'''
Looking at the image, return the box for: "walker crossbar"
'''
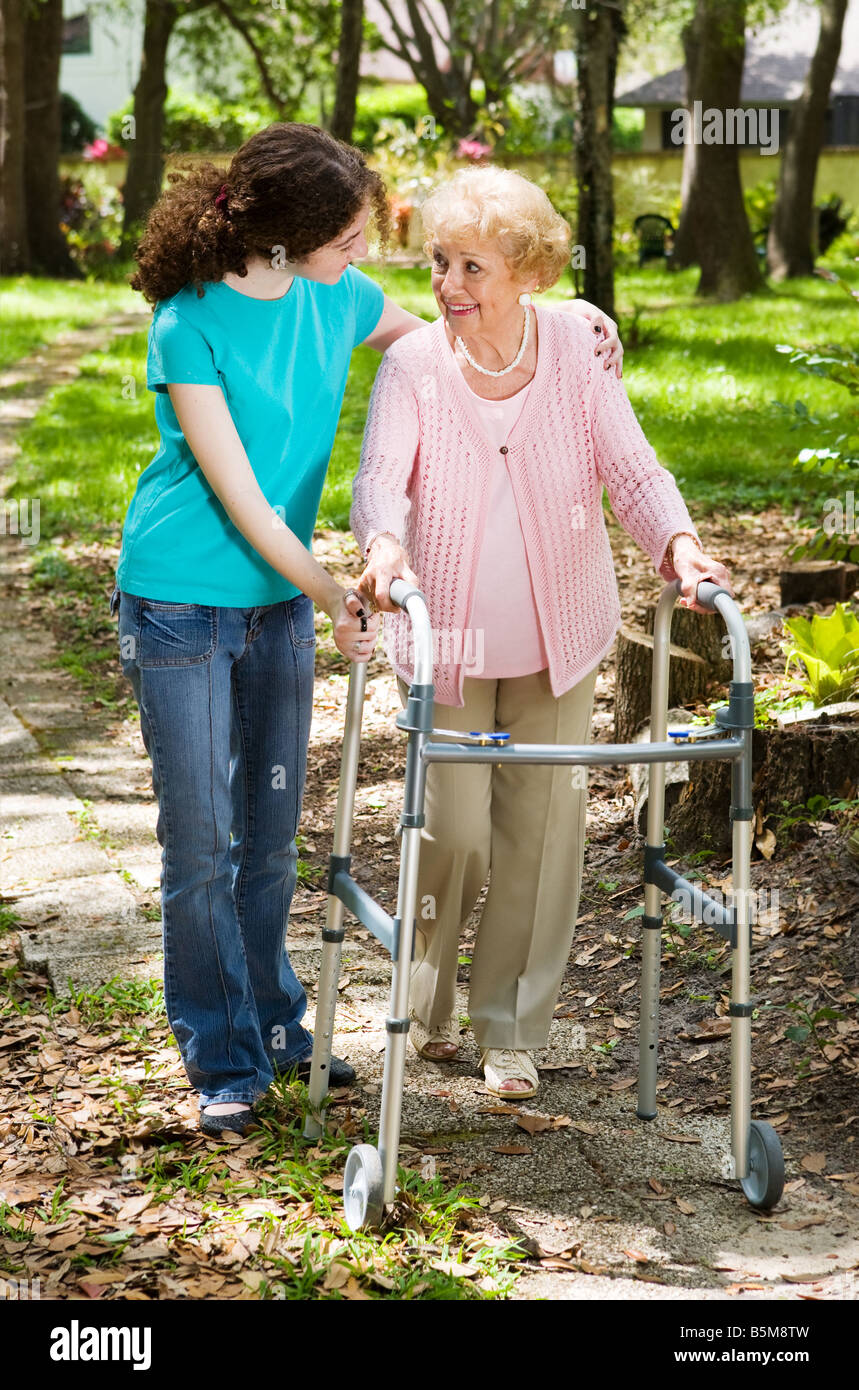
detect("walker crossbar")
[304,577,785,1229]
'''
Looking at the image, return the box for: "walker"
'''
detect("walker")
[303,578,785,1230]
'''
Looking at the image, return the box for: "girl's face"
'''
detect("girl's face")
[430,235,536,337]
[297,203,371,283]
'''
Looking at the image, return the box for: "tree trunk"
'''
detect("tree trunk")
[373,0,477,138]
[670,18,701,269]
[670,0,761,299]
[121,0,179,253]
[767,0,848,280]
[330,0,364,143]
[0,0,29,273]
[574,1,626,318]
[23,0,78,275]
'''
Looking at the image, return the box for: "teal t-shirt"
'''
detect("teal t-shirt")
[116,265,384,605]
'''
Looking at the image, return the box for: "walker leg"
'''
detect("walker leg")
[730,728,754,1179]
[303,662,367,1140]
[637,585,676,1121]
[378,705,429,1205]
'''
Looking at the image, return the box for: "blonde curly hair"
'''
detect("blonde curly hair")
[420,166,571,289]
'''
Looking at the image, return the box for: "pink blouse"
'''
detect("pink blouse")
[453,366,549,679]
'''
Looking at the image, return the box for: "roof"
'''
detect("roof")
[617,0,859,106]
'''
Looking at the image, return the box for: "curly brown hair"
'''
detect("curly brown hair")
[129,122,391,305]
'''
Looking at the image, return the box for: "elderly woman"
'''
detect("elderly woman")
[351,166,732,1101]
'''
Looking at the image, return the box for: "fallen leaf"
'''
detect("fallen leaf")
[779,1216,828,1231]
[755,829,777,860]
[623,1249,650,1264]
[322,1173,344,1191]
[322,1261,351,1290]
[664,1221,676,1236]
[661,1133,702,1144]
[0,1030,39,1051]
[515,1115,553,1135]
[116,1192,154,1223]
[613,1016,633,1030]
[781,1272,832,1285]
[609,1078,637,1091]
[675,1199,696,1215]
[570,1121,600,1136]
[801,1152,827,1174]
[492,1145,531,1155]
[342,1277,371,1300]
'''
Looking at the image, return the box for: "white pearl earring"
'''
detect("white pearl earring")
[517,291,532,307]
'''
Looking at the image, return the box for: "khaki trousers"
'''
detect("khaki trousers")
[397,665,598,1050]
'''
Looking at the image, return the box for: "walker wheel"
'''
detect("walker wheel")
[343,1144,385,1231]
[740,1120,784,1210]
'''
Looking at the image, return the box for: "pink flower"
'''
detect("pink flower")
[83,138,125,162]
[456,138,491,161]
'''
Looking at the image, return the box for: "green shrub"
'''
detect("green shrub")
[106,88,276,154]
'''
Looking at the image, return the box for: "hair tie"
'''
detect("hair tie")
[214,183,229,215]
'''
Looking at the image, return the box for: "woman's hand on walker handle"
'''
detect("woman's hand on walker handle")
[357,534,420,614]
[672,536,734,615]
[330,587,381,663]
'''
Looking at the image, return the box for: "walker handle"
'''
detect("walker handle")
[677,578,735,612]
[389,578,425,611]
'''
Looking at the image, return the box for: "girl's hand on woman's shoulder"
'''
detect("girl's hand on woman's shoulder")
[555,298,623,378]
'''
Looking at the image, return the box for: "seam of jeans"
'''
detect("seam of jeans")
[203,643,243,1075]
[231,656,253,933]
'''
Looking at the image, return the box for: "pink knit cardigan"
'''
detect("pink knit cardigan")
[350,306,701,707]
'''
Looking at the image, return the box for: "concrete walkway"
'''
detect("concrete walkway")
[1,314,163,991]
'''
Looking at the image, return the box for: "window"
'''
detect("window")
[62,13,91,55]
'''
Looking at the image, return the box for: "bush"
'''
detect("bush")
[106,88,276,154]
[352,83,441,149]
[58,169,125,278]
[61,92,99,155]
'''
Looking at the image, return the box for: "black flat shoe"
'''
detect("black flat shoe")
[199,1105,259,1138]
[274,1052,356,1087]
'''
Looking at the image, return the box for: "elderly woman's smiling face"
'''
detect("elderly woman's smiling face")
[430,236,537,338]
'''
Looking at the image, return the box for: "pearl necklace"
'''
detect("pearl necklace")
[456,307,531,377]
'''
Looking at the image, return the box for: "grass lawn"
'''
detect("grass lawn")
[0,275,140,369]
[4,250,858,542]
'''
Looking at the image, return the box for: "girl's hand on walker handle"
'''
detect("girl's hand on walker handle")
[357,534,420,614]
[673,537,734,615]
[331,587,380,663]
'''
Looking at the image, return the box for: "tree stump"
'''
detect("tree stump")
[643,602,733,683]
[779,560,859,607]
[614,626,710,744]
[665,711,859,854]
[629,708,695,835]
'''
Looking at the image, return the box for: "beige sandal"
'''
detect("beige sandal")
[480,1048,539,1100]
[409,1009,460,1060]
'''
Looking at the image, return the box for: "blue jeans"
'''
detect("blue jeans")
[112,586,316,1107]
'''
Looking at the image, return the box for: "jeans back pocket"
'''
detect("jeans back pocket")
[138,600,217,667]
